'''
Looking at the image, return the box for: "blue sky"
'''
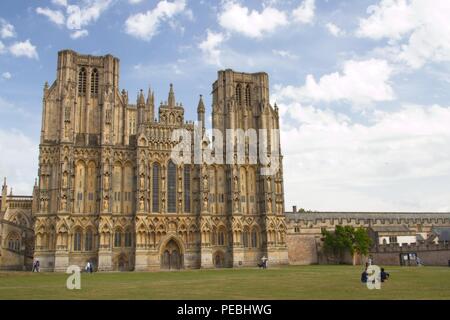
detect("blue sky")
[1,0,450,212]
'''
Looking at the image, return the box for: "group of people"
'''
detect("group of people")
[85,261,94,273]
[361,259,390,284]
[258,256,268,269]
[32,260,40,272]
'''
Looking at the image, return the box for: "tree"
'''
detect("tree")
[321,226,372,265]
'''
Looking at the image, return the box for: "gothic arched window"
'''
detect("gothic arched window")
[251,229,258,248]
[124,230,133,247]
[114,230,122,247]
[7,232,21,252]
[218,229,225,246]
[78,68,86,96]
[152,163,160,212]
[90,68,99,96]
[73,230,82,251]
[167,160,177,213]
[235,83,242,105]
[245,85,251,107]
[85,230,93,251]
[184,165,191,213]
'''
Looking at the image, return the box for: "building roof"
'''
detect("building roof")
[285,212,450,221]
[370,225,411,233]
[431,227,450,242]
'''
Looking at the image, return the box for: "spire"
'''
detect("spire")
[146,86,155,123]
[146,87,152,105]
[168,83,175,108]
[197,94,205,113]
[137,89,145,105]
[197,95,205,130]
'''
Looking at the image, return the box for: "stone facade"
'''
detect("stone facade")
[33,50,288,272]
[0,179,37,270]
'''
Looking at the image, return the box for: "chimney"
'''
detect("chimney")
[293,205,297,213]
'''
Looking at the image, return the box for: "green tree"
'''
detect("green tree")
[321,225,372,264]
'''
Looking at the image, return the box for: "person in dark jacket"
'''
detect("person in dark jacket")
[380,268,390,282]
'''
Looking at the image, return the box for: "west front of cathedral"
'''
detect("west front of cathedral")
[32,50,287,271]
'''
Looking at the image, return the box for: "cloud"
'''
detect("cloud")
[274,59,395,107]
[272,49,298,59]
[36,7,66,26]
[278,101,450,211]
[0,129,38,195]
[0,19,16,39]
[1,72,11,80]
[356,0,450,69]
[128,0,144,4]
[9,40,39,59]
[292,0,315,24]
[66,0,112,30]
[198,30,227,67]
[0,40,5,54]
[52,0,68,6]
[218,1,288,39]
[70,29,89,39]
[326,22,345,37]
[124,0,187,41]
[35,0,112,39]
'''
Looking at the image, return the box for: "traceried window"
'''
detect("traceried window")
[167,160,176,213]
[85,230,93,251]
[245,84,251,107]
[235,83,242,105]
[114,230,122,247]
[73,230,82,251]
[124,230,132,247]
[251,229,258,248]
[152,163,160,212]
[90,68,99,95]
[7,233,20,252]
[184,165,191,213]
[218,230,225,246]
[78,68,87,96]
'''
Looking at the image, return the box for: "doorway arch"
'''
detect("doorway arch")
[213,250,225,268]
[160,238,183,270]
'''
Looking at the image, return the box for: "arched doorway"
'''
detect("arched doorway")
[117,253,128,271]
[214,251,225,268]
[161,239,183,270]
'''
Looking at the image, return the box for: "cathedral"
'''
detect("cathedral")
[33,50,288,271]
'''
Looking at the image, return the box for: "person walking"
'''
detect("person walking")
[85,261,91,274]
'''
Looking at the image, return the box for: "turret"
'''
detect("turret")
[197,94,205,130]
[1,177,7,212]
[146,86,155,123]
[168,83,175,108]
[137,89,145,125]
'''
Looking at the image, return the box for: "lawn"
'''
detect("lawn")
[0,265,449,300]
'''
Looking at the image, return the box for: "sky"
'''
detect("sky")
[0,0,450,212]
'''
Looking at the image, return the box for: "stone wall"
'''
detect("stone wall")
[286,234,319,265]
[370,243,450,266]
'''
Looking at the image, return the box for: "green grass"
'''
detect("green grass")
[0,265,449,300]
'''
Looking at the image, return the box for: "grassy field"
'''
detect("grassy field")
[0,265,449,300]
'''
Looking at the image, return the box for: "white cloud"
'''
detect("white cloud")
[272,49,298,59]
[0,19,16,39]
[326,22,345,37]
[0,129,38,195]
[36,0,112,39]
[198,30,226,67]
[70,29,89,39]
[357,0,450,69]
[292,0,315,24]
[36,7,66,26]
[9,40,39,59]
[1,72,11,80]
[125,0,186,40]
[0,40,5,54]
[278,101,450,211]
[128,0,144,4]
[52,0,68,6]
[218,1,288,39]
[274,59,394,107]
[66,0,112,31]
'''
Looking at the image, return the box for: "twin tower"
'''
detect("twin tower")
[34,50,287,271]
